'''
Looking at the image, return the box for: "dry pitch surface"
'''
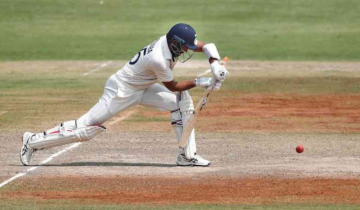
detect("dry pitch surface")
[0,60,360,205]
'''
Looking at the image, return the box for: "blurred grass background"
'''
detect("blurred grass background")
[0,0,360,61]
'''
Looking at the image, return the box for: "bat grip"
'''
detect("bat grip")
[221,56,229,65]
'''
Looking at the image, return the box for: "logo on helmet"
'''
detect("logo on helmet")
[173,35,185,44]
[194,34,198,46]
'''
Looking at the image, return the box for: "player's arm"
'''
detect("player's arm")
[162,77,215,92]
[194,40,229,82]
[192,40,206,52]
[192,41,218,63]
[162,80,195,92]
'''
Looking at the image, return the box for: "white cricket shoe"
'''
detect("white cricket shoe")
[20,132,36,166]
[176,153,211,166]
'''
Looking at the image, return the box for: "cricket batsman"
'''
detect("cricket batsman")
[20,23,229,166]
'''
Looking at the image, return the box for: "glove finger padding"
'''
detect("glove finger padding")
[206,80,222,91]
[195,77,213,89]
[212,81,222,91]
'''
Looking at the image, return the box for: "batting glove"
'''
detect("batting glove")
[212,80,222,91]
[211,60,229,82]
[194,77,213,89]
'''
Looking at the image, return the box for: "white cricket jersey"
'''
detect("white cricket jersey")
[115,35,177,90]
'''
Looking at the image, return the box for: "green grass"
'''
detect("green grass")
[128,113,168,122]
[0,0,360,61]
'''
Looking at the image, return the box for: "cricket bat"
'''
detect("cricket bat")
[178,57,229,148]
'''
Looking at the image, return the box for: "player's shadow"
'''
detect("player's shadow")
[44,162,178,167]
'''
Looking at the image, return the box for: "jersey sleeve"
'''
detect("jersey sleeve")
[150,58,174,82]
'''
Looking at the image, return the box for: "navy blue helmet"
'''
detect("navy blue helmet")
[166,23,197,62]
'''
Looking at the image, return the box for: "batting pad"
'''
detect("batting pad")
[173,91,196,159]
[29,125,106,150]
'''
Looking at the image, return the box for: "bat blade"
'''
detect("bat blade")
[178,57,229,148]
[178,88,211,148]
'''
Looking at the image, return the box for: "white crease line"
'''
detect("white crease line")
[39,142,82,165]
[0,172,27,188]
[83,61,112,76]
[0,143,81,188]
[108,110,137,126]
[0,110,135,189]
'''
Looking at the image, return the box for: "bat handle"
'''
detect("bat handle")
[221,56,229,66]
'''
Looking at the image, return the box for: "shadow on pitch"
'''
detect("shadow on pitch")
[42,162,178,167]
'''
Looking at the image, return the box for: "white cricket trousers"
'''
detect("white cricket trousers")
[77,74,178,127]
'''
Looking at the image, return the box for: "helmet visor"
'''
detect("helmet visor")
[170,40,194,63]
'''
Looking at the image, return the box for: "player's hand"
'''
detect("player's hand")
[211,60,229,82]
[194,77,213,89]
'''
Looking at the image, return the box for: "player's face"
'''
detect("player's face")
[169,39,193,63]
[181,45,188,53]
[178,45,194,63]
[171,40,188,55]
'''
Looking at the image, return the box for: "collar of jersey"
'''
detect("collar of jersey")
[161,35,174,61]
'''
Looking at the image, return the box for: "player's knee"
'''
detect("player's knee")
[77,112,94,127]
[60,120,106,142]
[62,120,77,130]
[74,125,106,142]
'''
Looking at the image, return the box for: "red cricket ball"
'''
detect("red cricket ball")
[296,145,304,153]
